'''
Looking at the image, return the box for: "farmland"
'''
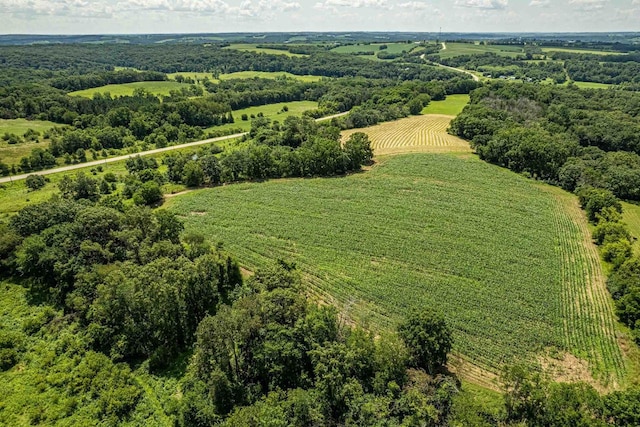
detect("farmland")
[68,81,191,97]
[438,42,526,59]
[168,153,626,386]
[341,114,471,156]
[223,43,306,57]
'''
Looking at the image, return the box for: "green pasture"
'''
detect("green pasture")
[422,94,470,116]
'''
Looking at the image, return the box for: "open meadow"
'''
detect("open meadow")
[204,100,318,133]
[68,81,192,97]
[168,153,627,387]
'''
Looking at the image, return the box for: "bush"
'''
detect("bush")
[25,174,47,191]
[602,240,633,269]
[577,187,622,223]
[592,221,631,246]
[133,181,163,206]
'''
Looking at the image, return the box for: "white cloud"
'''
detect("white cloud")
[0,0,115,18]
[529,0,550,7]
[397,1,431,10]
[324,0,388,7]
[568,0,609,11]
[454,0,508,9]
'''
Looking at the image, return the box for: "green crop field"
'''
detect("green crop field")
[204,101,319,134]
[68,81,192,98]
[168,153,626,385]
[439,42,525,59]
[422,94,470,116]
[168,71,324,83]
[223,44,306,57]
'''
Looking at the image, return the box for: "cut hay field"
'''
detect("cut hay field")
[223,44,306,57]
[68,81,191,98]
[341,114,471,156]
[168,153,627,386]
[439,42,525,59]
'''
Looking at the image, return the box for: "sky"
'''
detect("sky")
[0,0,639,34]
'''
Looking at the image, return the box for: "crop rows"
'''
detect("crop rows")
[549,188,626,385]
[171,154,624,381]
[341,115,471,155]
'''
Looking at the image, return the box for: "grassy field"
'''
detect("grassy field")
[622,202,640,254]
[0,119,58,136]
[223,44,306,57]
[167,153,626,386]
[331,42,416,55]
[168,71,324,83]
[439,42,525,59]
[341,114,471,156]
[541,47,625,56]
[68,81,192,98]
[573,81,614,89]
[422,94,470,116]
[204,101,318,134]
[0,119,59,165]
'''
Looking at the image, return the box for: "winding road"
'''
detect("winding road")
[0,112,349,184]
[421,42,480,82]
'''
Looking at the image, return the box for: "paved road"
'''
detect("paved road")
[420,43,480,83]
[0,112,349,184]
